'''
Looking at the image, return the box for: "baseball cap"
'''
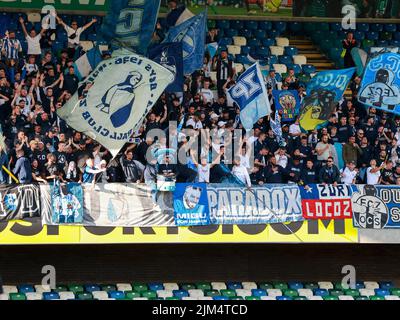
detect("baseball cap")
[218,121,227,127]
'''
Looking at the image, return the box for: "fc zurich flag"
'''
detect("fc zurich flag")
[57,53,174,157]
[228,63,271,130]
[299,67,355,131]
[98,0,160,55]
[148,42,183,93]
[73,46,103,80]
[358,53,400,114]
[163,11,207,75]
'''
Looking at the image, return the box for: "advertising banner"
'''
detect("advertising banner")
[352,184,400,229]
[0,0,109,11]
[208,184,304,225]
[300,184,353,220]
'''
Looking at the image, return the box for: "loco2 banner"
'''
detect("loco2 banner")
[300,184,353,220]
[352,185,400,229]
[207,184,303,225]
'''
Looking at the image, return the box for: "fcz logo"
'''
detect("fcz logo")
[230,71,261,100]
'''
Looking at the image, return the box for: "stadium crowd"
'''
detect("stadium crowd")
[0,5,399,189]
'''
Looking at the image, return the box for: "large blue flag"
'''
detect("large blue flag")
[299,67,355,131]
[98,0,160,55]
[148,42,183,93]
[358,52,400,115]
[163,11,207,75]
[228,63,271,130]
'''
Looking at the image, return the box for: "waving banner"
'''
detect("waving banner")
[299,68,355,131]
[0,184,40,221]
[228,63,271,130]
[163,11,207,75]
[207,184,303,225]
[300,184,353,220]
[50,182,83,224]
[272,90,301,122]
[173,183,210,226]
[98,0,161,55]
[57,52,174,157]
[352,185,400,229]
[358,52,400,114]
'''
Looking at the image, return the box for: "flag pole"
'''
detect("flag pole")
[2,165,19,184]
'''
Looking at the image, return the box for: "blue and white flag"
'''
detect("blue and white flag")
[272,89,301,122]
[98,0,160,55]
[148,42,183,93]
[358,52,400,114]
[207,42,218,60]
[270,112,284,146]
[228,62,271,130]
[306,67,355,97]
[57,52,174,157]
[174,183,210,226]
[163,11,207,75]
[73,46,103,80]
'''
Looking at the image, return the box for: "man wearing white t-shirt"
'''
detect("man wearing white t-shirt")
[340,161,358,184]
[19,17,45,58]
[366,159,383,185]
[199,79,214,104]
[56,16,97,57]
[191,149,222,183]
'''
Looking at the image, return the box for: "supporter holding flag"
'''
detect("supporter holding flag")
[228,62,271,130]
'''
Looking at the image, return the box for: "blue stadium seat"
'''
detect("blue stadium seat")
[251,289,267,297]
[268,30,280,39]
[258,21,272,31]
[17,285,35,294]
[43,292,60,300]
[173,290,189,298]
[314,289,329,296]
[227,282,243,290]
[213,296,230,300]
[385,24,397,32]
[379,282,395,289]
[287,64,302,75]
[276,296,292,300]
[268,55,278,65]
[217,20,230,30]
[235,54,247,64]
[311,30,325,44]
[376,40,389,47]
[148,283,164,291]
[330,22,342,31]
[244,21,258,30]
[279,55,292,65]
[375,289,391,297]
[326,30,339,39]
[284,46,298,57]
[230,20,243,30]
[304,22,316,33]
[355,282,365,289]
[247,38,260,47]
[273,21,286,32]
[357,23,369,32]
[288,282,303,290]
[391,40,400,46]
[240,46,251,55]
[336,30,347,40]
[289,22,302,34]
[370,23,383,32]
[225,29,238,38]
[394,32,400,41]
[256,46,269,58]
[109,291,125,299]
[262,38,275,47]
[354,31,365,41]
[87,33,97,41]
[219,38,232,46]
[84,285,101,292]
[367,31,379,41]
[254,29,267,40]
[238,28,252,38]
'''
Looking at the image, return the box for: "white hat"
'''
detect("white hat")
[218,121,227,127]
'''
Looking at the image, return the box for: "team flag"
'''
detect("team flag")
[358,52,400,114]
[270,112,284,146]
[73,46,103,80]
[98,0,161,55]
[299,67,355,131]
[206,42,218,60]
[163,11,207,75]
[148,42,183,93]
[228,62,271,130]
[272,90,301,122]
[57,52,174,157]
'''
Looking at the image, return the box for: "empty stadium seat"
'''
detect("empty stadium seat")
[385,24,397,32]
[380,281,394,289]
[359,289,375,297]
[298,289,313,297]
[278,55,292,65]
[357,23,369,32]
[266,289,282,297]
[230,20,243,30]
[256,46,269,58]
[354,30,365,41]
[225,28,238,38]
[385,295,400,300]
[2,286,18,294]
[9,293,26,300]
[17,285,34,294]
[242,282,257,290]
[238,28,253,38]
[59,292,75,300]
[268,30,280,39]
[26,292,42,300]
[254,29,267,40]
[276,37,289,47]
[233,36,246,46]
[284,46,298,57]
[314,288,328,296]
[189,289,205,297]
[270,46,284,56]
[293,55,307,66]
[117,283,132,291]
[289,22,302,34]
[370,23,383,32]
[227,45,241,56]
[134,283,150,291]
[244,21,258,30]
[258,21,272,31]
[247,38,260,47]
[109,291,125,299]
[43,292,60,300]
[380,31,393,41]
[262,38,275,47]
[219,37,233,46]
[272,64,287,75]
[367,31,379,41]
[318,281,334,289]
[330,22,342,31]
[274,21,286,32]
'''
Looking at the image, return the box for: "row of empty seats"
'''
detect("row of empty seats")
[0,281,398,300]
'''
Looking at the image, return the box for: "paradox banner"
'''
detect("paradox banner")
[207,184,303,225]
